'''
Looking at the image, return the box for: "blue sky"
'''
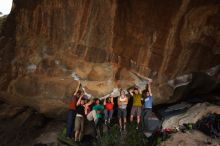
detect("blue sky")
[0,0,13,15]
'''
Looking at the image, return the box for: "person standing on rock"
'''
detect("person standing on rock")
[103,96,114,125]
[129,87,142,129]
[66,80,81,138]
[118,90,128,131]
[141,82,153,131]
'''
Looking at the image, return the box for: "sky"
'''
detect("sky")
[0,0,13,15]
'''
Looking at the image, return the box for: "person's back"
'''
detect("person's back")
[69,95,78,110]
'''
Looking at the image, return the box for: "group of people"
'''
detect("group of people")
[66,80,153,142]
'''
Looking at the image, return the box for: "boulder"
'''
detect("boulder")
[162,102,220,129]
[0,0,220,116]
[159,130,220,146]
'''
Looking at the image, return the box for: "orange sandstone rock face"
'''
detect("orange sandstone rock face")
[0,0,220,116]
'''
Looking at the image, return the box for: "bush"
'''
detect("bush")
[101,123,147,146]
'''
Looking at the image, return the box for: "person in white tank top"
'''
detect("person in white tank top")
[118,90,128,131]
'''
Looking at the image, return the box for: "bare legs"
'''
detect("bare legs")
[123,117,127,129]
[137,116,140,124]
[130,115,134,122]
[130,115,140,129]
[119,117,127,130]
[75,131,79,141]
[119,118,122,129]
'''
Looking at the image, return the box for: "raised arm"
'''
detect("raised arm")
[73,80,81,96]
[85,99,93,107]
[110,96,114,104]
[129,89,134,96]
[76,94,84,106]
[148,83,152,96]
[138,87,142,94]
[117,97,121,106]
[103,98,106,105]
[124,96,128,105]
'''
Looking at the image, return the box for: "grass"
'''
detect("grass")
[101,123,147,146]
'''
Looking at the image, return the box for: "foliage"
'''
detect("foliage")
[101,123,147,146]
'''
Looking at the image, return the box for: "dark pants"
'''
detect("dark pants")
[141,108,152,131]
[66,109,76,137]
[104,109,113,121]
[96,118,104,136]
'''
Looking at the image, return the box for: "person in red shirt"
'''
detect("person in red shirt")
[66,80,81,138]
[103,96,114,124]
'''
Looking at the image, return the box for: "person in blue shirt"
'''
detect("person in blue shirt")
[141,82,153,131]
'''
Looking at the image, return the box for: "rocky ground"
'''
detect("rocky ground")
[159,130,220,146]
[0,101,220,146]
[0,101,65,146]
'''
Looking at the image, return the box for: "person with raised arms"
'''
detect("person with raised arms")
[66,80,81,138]
[141,81,153,131]
[118,90,128,131]
[103,96,114,125]
[129,86,142,129]
[74,93,85,142]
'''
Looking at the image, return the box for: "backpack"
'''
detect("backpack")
[196,113,220,138]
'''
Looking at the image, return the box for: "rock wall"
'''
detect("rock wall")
[0,0,220,116]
